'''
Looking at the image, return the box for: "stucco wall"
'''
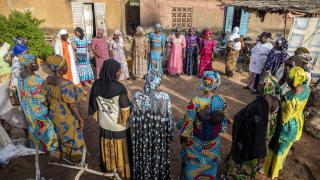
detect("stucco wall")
[140,0,225,32]
[0,0,122,35]
[140,0,292,38]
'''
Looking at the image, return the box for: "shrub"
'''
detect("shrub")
[0,10,53,58]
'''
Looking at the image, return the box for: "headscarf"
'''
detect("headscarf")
[18,54,35,67]
[294,47,309,55]
[88,59,126,115]
[136,26,145,35]
[200,71,221,91]
[275,37,288,50]
[155,23,162,29]
[260,72,280,97]
[228,26,240,41]
[298,53,312,64]
[56,29,68,40]
[13,44,27,56]
[288,67,308,87]
[144,69,162,94]
[97,27,105,34]
[114,29,122,36]
[46,55,66,71]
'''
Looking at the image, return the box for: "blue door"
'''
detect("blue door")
[224,6,234,33]
[239,10,250,35]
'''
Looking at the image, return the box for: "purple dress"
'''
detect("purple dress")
[184,35,198,76]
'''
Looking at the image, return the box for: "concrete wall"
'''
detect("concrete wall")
[140,0,293,38]
[0,0,123,36]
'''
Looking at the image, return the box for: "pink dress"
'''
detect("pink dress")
[199,39,216,77]
[91,36,110,78]
[168,35,186,75]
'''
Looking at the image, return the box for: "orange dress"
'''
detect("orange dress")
[62,41,73,81]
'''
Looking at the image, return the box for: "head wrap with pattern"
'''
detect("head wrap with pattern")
[260,73,280,97]
[200,71,221,91]
[144,69,162,94]
[13,44,27,56]
[18,54,35,67]
[298,53,313,64]
[97,27,105,34]
[275,37,288,50]
[289,66,308,87]
[46,55,66,71]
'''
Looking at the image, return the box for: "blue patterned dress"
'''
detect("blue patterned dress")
[71,37,94,82]
[148,32,166,73]
[18,75,58,152]
[177,95,227,180]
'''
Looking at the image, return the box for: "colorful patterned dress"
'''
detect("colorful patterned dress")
[42,81,85,162]
[91,36,110,78]
[184,35,198,76]
[149,32,166,73]
[18,75,58,152]
[177,95,227,179]
[109,39,129,80]
[264,85,310,179]
[70,37,94,82]
[132,35,149,78]
[199,39,216,77]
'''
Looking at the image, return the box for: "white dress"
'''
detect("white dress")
[109,39,129,80]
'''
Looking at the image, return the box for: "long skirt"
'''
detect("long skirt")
[225,50,240,76]
[184,47,198,76]
[199,56,213,78]
[100,127,131,179]
[76,53,94,83]
[132,54,148,78]
[181,136,220,180]
[264,119,298,179]
[247,72,261,92]
[95,57,106,79]
[115,58,129,81]
[149,51,163,74]
[225,155,260,180]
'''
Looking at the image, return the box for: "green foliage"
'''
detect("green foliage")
[0,10,53,58]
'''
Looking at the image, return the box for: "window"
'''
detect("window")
[172,6,192,30]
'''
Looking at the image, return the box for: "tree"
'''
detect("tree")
[0,10,53,58]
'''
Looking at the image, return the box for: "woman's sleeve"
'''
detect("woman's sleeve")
[29,76,46,104]
[178,99,197,139]
[61,83,79,104]
[118,92,131,126]
[281,99,296,124]
[182,36,186,48]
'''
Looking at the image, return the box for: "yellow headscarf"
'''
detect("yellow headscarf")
[288,67,307,87]
[46,55,66,71]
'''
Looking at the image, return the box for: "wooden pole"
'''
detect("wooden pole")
[284,13,288,37]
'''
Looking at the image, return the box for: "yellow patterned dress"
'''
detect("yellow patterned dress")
[42,81,85,162]
[264,85,310,179]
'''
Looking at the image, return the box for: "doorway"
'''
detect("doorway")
[83,3,96,38]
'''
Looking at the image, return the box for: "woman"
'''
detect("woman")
[18,54,58,153]
[177,71,228,179]
[109,30,129,80]
[91,27,110,78]
[131,69,173,179]
[168,28,186,76]
[0,42,27,129]
[54,29,80,86]
[71,27,94,85]
[149,23,166,74]
[247,32,273,92]
[198,30,216,77]
[225,73,281,180]
[263,37,289,76]
[88,60,131,179]
[132,26,149,79]
[264,67,310,179]
[225,27,242,78]
[43,55,86,164]
[184,27,199,76]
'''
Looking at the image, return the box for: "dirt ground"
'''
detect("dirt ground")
[1,60,319,180]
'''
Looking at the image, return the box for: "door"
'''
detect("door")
[71,2,85,30]
[224,6,234,33]
[239,10,250,35]
[94,3,106,33]
[83,4,94,38]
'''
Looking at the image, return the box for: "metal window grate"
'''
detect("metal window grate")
[172,6,193,30]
